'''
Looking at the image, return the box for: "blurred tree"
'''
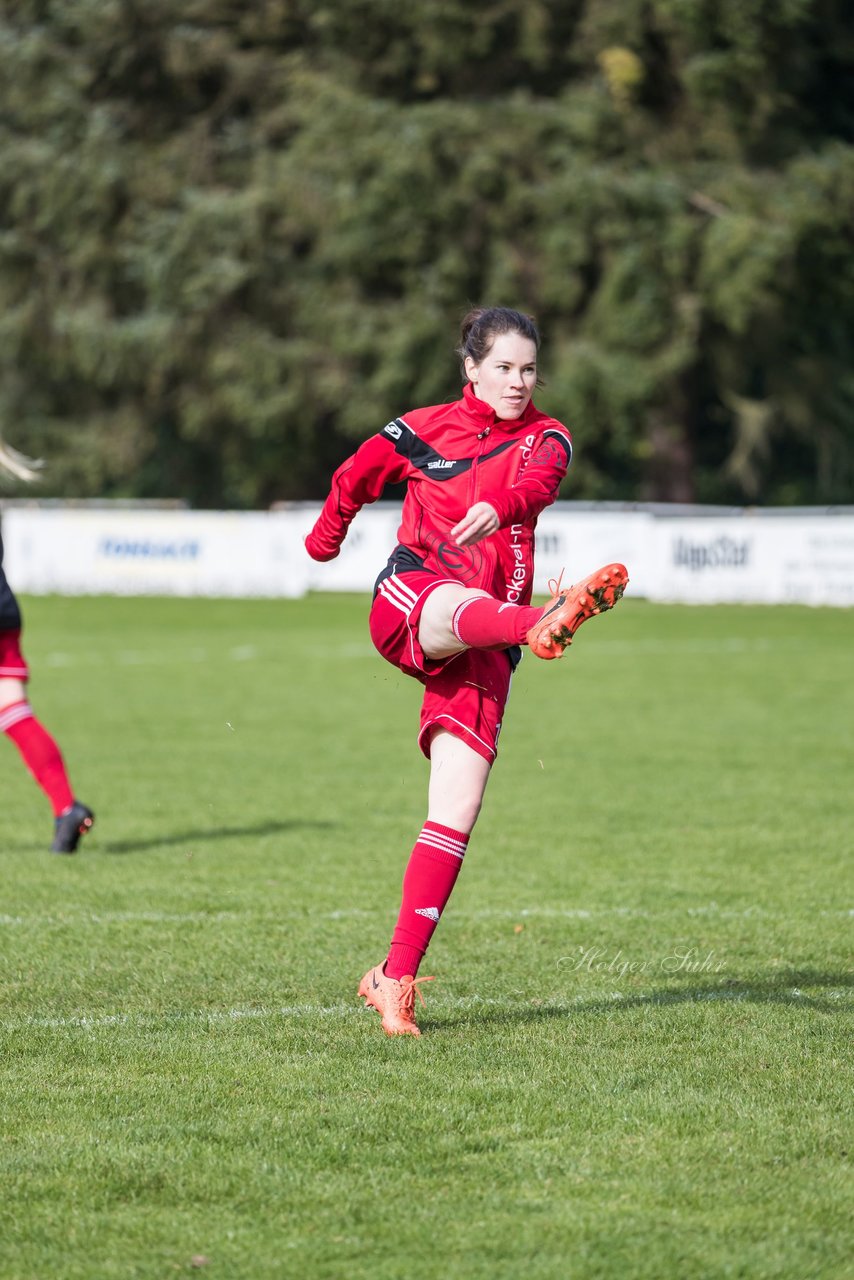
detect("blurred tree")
[0,0,852,506]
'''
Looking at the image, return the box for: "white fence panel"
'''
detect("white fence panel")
[2,508,310,598]
[3,503,853,606]
[532,509,655,597]
[650,515,854,606]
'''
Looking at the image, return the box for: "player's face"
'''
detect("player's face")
[465,332,538,420]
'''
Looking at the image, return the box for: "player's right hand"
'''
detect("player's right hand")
[451,501,499,548]
[304,529,341,561]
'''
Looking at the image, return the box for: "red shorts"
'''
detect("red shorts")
[369,570,513,764]
[0,629,29,680]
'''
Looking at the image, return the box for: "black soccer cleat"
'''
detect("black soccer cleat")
[51,801,95,855]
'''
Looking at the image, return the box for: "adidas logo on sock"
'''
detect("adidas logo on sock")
[414,906,441,922]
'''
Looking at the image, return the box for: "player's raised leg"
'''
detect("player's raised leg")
[416,568,629,664]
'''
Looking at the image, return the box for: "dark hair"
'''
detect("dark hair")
[457,307,541,381]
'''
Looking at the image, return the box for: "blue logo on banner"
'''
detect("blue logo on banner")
[99,538,201,560]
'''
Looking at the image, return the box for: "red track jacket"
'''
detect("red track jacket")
[305,383,572,605]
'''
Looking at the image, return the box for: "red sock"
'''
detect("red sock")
[451,595,542,650]
[385,822,470,980]
[1,701,75,817]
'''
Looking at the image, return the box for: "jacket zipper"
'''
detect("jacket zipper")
[470,425,496,584]
[470,425,491,504]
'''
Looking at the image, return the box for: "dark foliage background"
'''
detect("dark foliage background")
[2,0,853,507]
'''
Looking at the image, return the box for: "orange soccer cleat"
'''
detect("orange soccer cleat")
[358,964,435,1037]
[526,563,629,659]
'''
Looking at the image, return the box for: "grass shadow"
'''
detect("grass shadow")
[101,819,334,855]
[431,967,854,1030]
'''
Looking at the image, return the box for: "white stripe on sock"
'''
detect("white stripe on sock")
[451,597,480,643]
[419,826,468,859]
[0,701,33,732]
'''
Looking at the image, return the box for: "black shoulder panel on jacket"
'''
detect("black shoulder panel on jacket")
[381,418,518,480]
[381,419,472,480]
[542,428,573,466]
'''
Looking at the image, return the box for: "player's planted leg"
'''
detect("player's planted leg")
[358,732,488,1038]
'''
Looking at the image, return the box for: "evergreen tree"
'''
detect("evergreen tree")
[1,0,852,506]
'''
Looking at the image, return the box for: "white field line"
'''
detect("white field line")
[44,645,260,669]
[39,637,801,671]
[2,984,850,1034]
[2,1004,355,1031]
[0,905,850,929]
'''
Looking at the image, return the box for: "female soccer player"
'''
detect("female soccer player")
[305,307,627,1036]
[0,437,94,853]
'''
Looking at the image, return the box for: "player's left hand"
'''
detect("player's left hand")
[451,502,499,547]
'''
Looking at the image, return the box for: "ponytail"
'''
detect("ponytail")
[0,436,43,483]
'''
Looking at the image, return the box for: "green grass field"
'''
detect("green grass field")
[1,592,851,1280]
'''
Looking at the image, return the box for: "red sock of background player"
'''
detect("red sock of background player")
[451,596,542,651]
[385,822,470,980]
[1,701,75,816]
